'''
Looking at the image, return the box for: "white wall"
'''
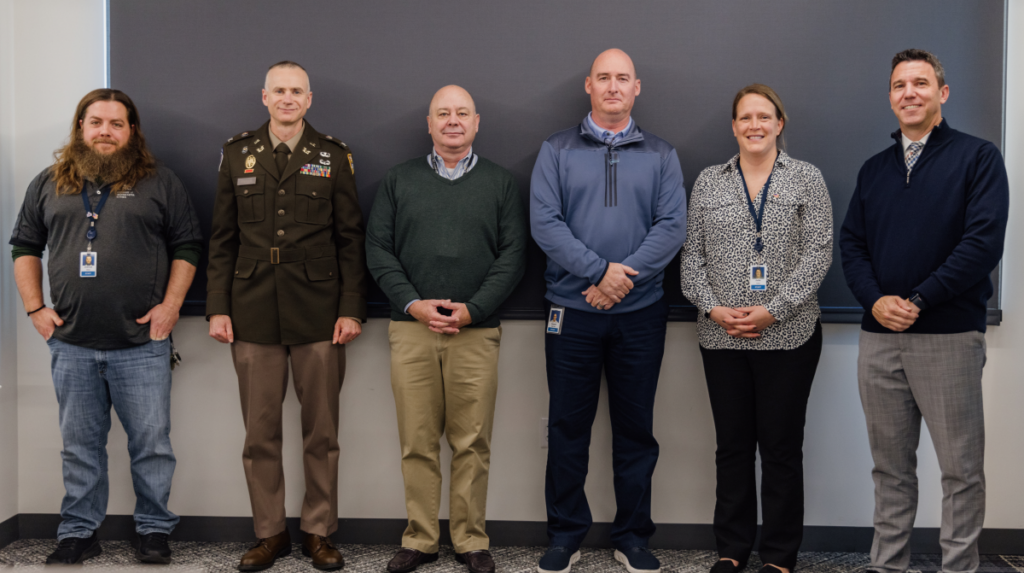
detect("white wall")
[0,0,21,526]
[8,0,108,518]
[982,0,1024,529]
[6,0,1024,535]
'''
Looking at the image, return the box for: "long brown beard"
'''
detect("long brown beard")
[51,133,156,194]
[71,137,140,184]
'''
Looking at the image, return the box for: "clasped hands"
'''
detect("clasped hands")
[582,263,638,311]
[709,306,777,338]
[409,299,472,334]
[871,295,920,332]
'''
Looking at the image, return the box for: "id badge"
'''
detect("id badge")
[80,251,97,278]
[547,305,565,334]
[749,264,767,291]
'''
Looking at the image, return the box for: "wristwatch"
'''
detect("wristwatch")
[908,292,928,310]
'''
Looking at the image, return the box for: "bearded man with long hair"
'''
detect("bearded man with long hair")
[10,89,203,566]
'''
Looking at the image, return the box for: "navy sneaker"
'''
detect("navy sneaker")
[614,547,661,573]
[537,546,581,573]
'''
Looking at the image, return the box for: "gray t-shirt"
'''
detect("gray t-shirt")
[10,165,203,350]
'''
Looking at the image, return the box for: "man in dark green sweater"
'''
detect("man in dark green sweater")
[366,85,527,573]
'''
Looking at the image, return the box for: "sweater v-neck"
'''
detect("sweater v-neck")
[425,158,482,186]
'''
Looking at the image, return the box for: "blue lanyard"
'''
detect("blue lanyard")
[80,182,111,247]
[736,158,777,253]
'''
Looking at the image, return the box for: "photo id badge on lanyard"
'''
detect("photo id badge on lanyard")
[738,157,776,292]
[80,251,98,277]
[547,305,565,334]
[80,183,111,278]
[750,264,767,291]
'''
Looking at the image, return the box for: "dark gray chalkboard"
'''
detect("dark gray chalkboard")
[110,0,1005,321]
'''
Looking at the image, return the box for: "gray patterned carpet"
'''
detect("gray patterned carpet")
[1,541,1022,572]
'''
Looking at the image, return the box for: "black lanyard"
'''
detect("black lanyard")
[80,182,111,249]
[736,158,777,253]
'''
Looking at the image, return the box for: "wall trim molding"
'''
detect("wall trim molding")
[3,514,1023,555]
[0,516,16,552]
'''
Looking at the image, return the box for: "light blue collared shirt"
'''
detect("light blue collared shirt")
[585,112,634,145]
[427,146,478,181]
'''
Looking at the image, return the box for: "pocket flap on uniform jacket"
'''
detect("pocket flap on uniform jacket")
[234,257,257,279]
[304,257,339,281]
[295,179,331,200]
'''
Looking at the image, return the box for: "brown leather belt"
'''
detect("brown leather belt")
[237,245,333,264]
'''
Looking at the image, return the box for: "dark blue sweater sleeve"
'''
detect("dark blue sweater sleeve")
[839,167,886,310]
[911,142,1009,306]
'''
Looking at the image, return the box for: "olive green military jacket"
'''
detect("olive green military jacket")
[206,120,367,345]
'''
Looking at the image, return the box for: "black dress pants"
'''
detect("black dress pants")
[698,321,822,570]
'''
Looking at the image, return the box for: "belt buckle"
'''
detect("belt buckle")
[270,248,280,264]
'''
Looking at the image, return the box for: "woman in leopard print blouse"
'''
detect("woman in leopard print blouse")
[680,84,832,573]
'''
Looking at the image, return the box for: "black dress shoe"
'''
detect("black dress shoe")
[710,560,743,573]
[456,550,496,573]
[45,532,102,564]
[135,532,172,564]
[387,548,439,573]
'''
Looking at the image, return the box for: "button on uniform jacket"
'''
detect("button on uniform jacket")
[206,120,367,345]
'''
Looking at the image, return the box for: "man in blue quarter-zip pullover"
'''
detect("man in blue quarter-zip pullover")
[840,49,1008,573]
[530,49,686,573]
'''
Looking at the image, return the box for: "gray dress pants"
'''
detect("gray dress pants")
[858,330,987,573]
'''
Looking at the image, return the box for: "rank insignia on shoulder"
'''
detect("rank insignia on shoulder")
[325,135,333,140]
[347,153,354,175]
[241,132,249,137]
[241,146,248,154]
[300,164,331,178]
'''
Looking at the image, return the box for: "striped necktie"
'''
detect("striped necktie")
[905,141,924,170]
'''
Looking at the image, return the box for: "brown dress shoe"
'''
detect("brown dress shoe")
[456,550,495,573]
[238,530,291,571]
[387,548,439,573]
[302,534,344,571]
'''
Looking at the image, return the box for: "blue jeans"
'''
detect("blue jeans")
[47,337,179,540]
[544,300,668,551]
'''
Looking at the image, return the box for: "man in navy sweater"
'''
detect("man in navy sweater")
[840,49,1009,573]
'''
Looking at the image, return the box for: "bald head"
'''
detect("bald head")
[427,85,480,161]
[429,85,476,116]
[585,49,641,128]
[589,49,637,80]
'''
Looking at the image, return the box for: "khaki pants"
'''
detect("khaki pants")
[388,321,501,553]
[231,340,345,538]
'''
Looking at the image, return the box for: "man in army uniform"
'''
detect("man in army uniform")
[207,61,366,572]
